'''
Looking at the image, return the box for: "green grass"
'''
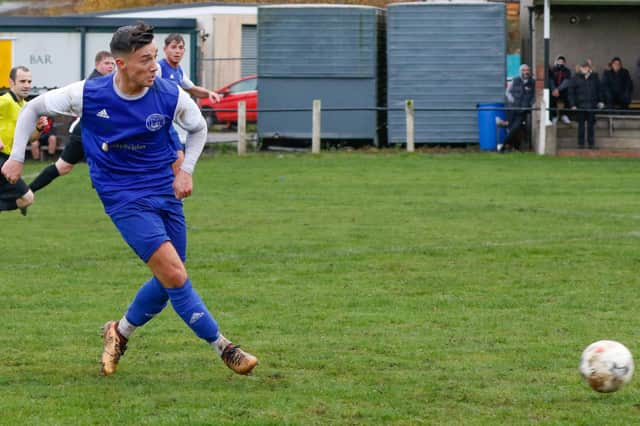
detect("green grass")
[2,151,640,424]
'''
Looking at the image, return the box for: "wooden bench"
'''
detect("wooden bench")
[602,114,640,137]
[26,140,65,161]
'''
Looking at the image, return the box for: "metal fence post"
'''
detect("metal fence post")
[405,99,415,152]
[237,101,246,155]
[312,99,321,154]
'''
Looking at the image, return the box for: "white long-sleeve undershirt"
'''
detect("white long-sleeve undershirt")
[10,75,207,174]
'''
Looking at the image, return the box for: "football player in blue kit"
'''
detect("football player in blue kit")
[157,33,220,172]
[1,22,257,377]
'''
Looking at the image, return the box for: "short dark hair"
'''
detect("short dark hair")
[110,21,155,56]
[164,33,185,47]
[94,50,113,64]
[611,57,622,64]
[9,66,29,82]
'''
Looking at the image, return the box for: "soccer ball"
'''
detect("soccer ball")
[579,340,634,393]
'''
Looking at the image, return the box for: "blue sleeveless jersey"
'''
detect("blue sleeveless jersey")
[81,75,179,214]
[158,59,188,150]
[159,59,185,87]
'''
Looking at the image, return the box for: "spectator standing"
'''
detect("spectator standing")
[500,64,535,152]
[602,57,633,110]
[569,60,604,149]
[549,55,572,124]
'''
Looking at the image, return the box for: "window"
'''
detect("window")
[229,78,257,94]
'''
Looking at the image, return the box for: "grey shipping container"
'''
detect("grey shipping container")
[258,5,386,144]
[387,2,506,144]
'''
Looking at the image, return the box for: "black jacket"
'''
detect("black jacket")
[601,68,633,104]
[549,65,572,92]
[569,72,602,109]
[88,69,104,79]
[506,77,536,108]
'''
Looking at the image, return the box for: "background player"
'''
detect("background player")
[158,33,220,170]
[158,33,220,103]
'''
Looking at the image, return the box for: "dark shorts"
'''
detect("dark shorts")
[37,132,55,146]
[0,155,30,211]
[60,124,85,164]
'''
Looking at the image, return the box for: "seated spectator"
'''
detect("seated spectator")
[602,57,633,110]
[499,64,535,152]
[30,116,57,160]
[549,55,572,124]
[569,60,604,149]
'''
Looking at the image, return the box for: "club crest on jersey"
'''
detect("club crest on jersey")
[145,113,166,132]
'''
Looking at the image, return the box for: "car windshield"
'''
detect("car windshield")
[229,78,257,94]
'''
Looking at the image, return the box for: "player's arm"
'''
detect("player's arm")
[505,81,515,104]
[1,82,83,183]
[172,88,207,199]
[185,86,221,103]
[180,74,220,103]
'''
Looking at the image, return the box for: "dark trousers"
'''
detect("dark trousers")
[0,154,30,210]
[503,111,528,150]
[576,111,596,147]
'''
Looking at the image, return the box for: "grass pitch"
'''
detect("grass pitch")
[2,151,640,424]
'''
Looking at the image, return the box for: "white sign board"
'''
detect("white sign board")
[0,30,193,88]
[1,31,83,87]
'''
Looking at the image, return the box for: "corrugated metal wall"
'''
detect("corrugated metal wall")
[387,3,506,144]
[258,5,384,143]
[241,24,257,76]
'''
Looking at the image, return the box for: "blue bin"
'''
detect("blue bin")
[477,102,507,151]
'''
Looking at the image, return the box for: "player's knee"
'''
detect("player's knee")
[17,190,34,208]
[162,265,187,288]
[56,160,73,175]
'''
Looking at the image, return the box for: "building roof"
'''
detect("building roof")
[93,2,257,18]
[534,0,640,5]
[0,16,197,30]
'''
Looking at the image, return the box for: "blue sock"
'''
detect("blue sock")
[166,279,219,343]
[125,277,169,326]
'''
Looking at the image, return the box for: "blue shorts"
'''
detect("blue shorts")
[109,195,186,263]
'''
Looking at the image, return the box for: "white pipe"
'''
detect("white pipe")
[543,0,550,38]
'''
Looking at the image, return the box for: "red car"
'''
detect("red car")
[198,75,257,126]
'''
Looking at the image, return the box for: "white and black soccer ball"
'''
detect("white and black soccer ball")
[579,340,634,393]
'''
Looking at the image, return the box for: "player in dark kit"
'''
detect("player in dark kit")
[3,22,258,377]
